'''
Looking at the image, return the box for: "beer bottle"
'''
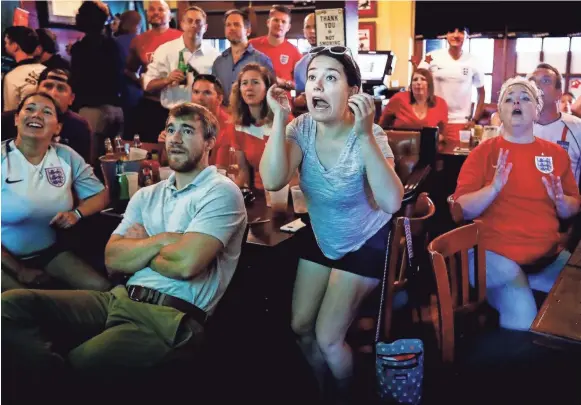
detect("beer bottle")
[104,138,114,155]
[177,50,188,86]
[133,134,142,148]
[114,135,123,154]
[116,160,129,201]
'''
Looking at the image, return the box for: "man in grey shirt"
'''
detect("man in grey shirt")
[212,9,274,105]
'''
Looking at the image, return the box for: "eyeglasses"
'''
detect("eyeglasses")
[308,46,354,59]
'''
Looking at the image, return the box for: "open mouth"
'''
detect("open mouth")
[26,121,43,129]
[312,97,330,110]
[169,149,186,155]
[512,108,522,116]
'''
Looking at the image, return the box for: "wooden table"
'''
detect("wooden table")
[531,243,581,343]
[437,140,477,157]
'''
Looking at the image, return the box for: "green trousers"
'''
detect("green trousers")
[2,285,203,373]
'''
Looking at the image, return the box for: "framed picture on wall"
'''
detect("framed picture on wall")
[47,0,83,25]
[358,22,376,51]
[358,0,378,18]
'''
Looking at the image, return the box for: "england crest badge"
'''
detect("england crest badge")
[280,54,289,65]
[535,155,553,174]
[45,167,65,187]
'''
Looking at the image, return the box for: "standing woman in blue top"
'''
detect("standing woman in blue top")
[260,46,404,399]
[1,92,111,292]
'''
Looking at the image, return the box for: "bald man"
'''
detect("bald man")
[293,13,316,109]
[125,0,183,141]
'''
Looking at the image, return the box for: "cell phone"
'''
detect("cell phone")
[280,218,306,233]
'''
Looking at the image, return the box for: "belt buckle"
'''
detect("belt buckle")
[128,286,142,302]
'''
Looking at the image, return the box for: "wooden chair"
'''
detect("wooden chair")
[427,222,488,363]
[380,192,436,340]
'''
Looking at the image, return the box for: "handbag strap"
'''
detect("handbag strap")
[375,222,393,343]
[403,217,414,269]
[375,217,415,343]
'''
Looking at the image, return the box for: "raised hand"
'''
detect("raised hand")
[348,93,375,137]
[491,148,512,193]
[266,85,291,116]
[542,174,565,207]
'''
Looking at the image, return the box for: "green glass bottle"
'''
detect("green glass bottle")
[116,161,130,201]
[177,50,188,86]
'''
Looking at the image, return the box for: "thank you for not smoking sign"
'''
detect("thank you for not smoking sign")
[315,9,345,47]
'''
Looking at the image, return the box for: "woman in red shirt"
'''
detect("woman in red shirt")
[453,77,580,330]
[379,68,448,140]
[227,63,292,190]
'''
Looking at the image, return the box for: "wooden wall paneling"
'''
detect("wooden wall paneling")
[504,39,517,80]
[491,38,506,103]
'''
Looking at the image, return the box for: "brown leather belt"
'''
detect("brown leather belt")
[126,285,208,325]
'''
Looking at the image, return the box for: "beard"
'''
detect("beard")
[168,150,203,173]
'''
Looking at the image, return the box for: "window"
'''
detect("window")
[422,38,494,103]
[287,38,311,54]
[202,39,230,53]
[515,38,542,74]
[517,37,581,92]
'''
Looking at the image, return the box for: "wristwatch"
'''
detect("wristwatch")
[72,208,84,220]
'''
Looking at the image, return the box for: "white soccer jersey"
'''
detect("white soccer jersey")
[2,61,46,111]
[1,141,104,256]
[418,48,485,124]
[534,113,581,186]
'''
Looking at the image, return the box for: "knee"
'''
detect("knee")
[291,314,314,337]
[489,284,537,331]
[1,289,36,320]
[315,326,346,357]
[85,277,112,292]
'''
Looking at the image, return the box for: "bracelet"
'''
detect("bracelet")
[73,208,84,220]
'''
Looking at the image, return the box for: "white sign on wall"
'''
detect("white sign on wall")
[315,9,345,47]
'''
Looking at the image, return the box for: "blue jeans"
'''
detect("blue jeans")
[468,249,570,331]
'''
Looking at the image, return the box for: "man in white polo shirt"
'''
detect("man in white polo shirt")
[2,103,247,401]
[419,27,486,141]
[530,63,581,186]
[143,6,220,109]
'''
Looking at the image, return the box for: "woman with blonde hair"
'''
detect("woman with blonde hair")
[453,76,580,330]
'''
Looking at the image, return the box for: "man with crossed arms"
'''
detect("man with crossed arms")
[2,103,247,401]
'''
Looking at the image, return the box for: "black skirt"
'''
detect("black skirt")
[294,220,392,279]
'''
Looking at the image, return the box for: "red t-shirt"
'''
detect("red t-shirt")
[249,37,302,83]
[130,28,183,69]
[211,108,233,167]
[380,91,448,130]
[453,136,580,264]
[226,115,293,190]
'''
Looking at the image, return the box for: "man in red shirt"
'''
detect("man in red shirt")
[125,0,182,142]
[249,5,302,89]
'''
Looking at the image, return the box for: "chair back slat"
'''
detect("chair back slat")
[430,252,455,363]
[460,249,470,306]
[447,255,459,306]
[475,245,487,303]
